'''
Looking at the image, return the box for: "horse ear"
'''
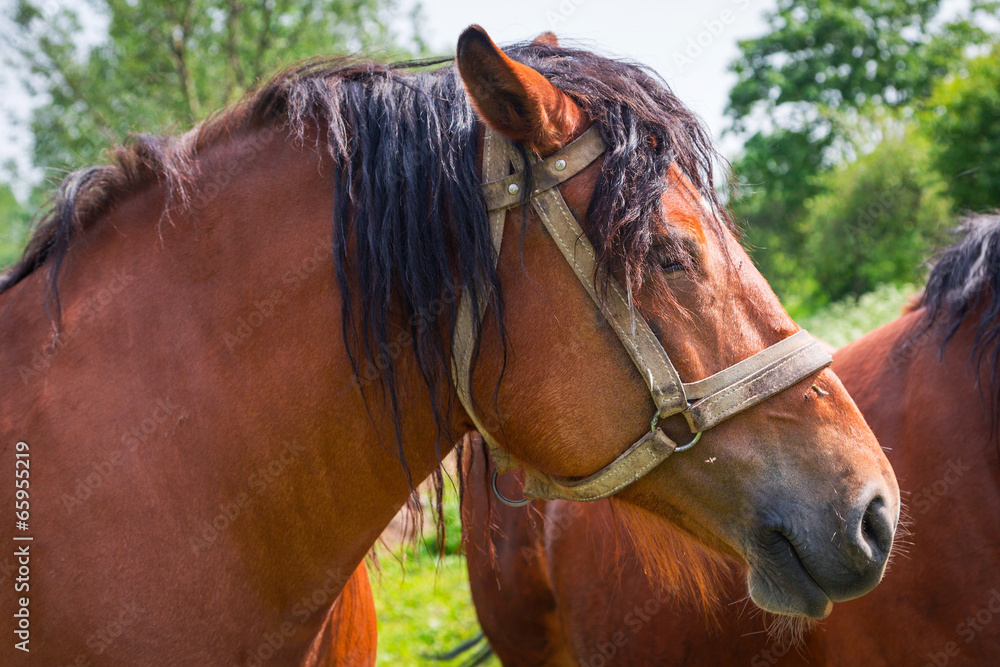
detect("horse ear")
[456,25,584,154]
[533,32,559,46]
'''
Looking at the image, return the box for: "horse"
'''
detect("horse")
[0,26,898,663]
[460,213,1000,666]
[308,563,377,667]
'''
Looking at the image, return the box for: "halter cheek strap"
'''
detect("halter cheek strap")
[452,126,832,503]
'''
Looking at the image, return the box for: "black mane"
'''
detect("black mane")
[0,41,729,490]
[919,213,1000,394]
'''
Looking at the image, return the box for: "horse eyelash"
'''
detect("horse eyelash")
[651,244,687,273]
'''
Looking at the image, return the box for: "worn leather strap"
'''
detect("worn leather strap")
[451,128,515,470]
[530,178,688,418]
[521,428,680,501]
[491,127,687,417]
[451,123,833,503]
[482,126,607,211]
[681,330,832,432]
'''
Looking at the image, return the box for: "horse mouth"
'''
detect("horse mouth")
[745,531,834,619]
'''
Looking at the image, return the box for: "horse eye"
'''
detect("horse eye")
[659,256,683,273]
[652,247,684,273]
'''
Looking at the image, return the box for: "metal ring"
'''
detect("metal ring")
[491,470,531,507]
[651,409,701,452]
[673,430,702,453]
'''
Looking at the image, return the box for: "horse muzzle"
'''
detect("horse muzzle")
[745,482,897,618]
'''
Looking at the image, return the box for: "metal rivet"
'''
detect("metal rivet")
[508,183,520,195]
[554,158,567,171]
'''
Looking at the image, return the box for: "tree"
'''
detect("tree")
[726,0,996,307]
[923,43,1000,213]
[728,0,996,158]
[729,127,832,307]
[3,0,425,177]
[799,133,951,307]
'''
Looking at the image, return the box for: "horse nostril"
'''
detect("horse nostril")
[859,494,894,566]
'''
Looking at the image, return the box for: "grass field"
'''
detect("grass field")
[370,281,919,665]
[372,479,499,666]
[373,550,494,666]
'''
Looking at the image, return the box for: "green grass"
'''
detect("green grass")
[372,480,498,667]
[372,551,495,666]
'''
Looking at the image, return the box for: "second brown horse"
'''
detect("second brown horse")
[461,213,1000,665]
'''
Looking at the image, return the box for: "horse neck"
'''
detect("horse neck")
[186,127,465,561]
[4,125,460,595]
[836,307,1000,491]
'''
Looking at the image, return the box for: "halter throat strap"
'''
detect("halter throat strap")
[451,126,832,503]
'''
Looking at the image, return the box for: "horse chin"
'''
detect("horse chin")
[745,534,834,619]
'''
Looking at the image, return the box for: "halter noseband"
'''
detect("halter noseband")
[452,126,832,504]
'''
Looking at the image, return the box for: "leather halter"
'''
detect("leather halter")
[452,126,832,503]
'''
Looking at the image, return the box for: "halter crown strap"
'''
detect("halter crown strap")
[451,125,832,503]
[451,128,512,469]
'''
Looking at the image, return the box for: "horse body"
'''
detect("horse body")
[0,126,418,664]
[1,27,897,663]
[463,216,1000,665]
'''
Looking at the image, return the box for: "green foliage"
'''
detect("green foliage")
[0,184,32,269]
[727,0,993,128]
[373,477,492,665]
[727,0,997,312]
[731,127,832,308]
[923,43,1000,212]
[373,553,496,666]
[794,134,951,309]
[5,0,425,175]
[797,282,917,348]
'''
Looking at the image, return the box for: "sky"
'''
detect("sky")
[412,0,776,155]
[0,0,780,196]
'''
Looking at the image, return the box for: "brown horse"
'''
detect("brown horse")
[1,26,896,663]
[307,563,376,667]
[461,213,1000,666]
